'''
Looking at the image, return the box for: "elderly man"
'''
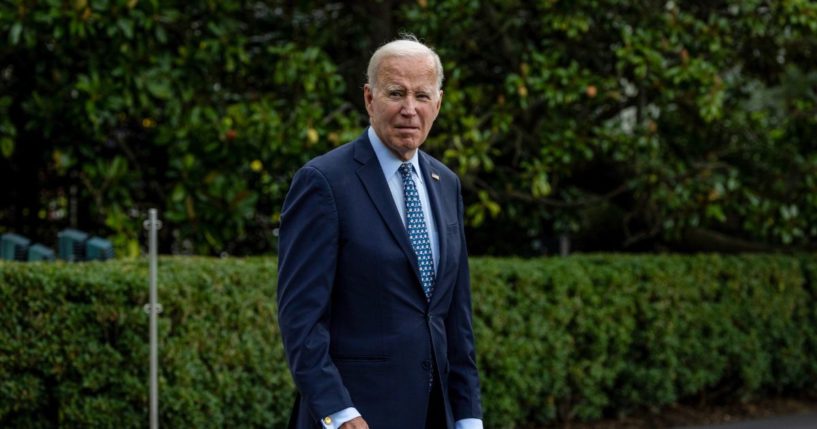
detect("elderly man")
[277,35,483,429]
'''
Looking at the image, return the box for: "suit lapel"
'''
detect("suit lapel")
[353,137,424,287]
[418,152,448,293]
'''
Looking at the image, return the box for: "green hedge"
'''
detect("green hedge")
[0,258,289,428]
[1,255,815,428]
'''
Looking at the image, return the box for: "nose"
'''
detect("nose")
[400,96,418,116]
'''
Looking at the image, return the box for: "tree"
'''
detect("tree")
[403,0,817,254]
[1,1,364,255]
[2,0,815,255]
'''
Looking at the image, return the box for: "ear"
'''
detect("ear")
[431,89,443,119]
[363,84,374,117]
[436,89,443,111]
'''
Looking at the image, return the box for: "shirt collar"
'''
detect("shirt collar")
[368,127,422,181]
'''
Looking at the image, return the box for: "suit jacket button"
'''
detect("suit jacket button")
[422,360,432,370]
[323,416,332,425]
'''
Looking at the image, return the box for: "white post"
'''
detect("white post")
[143,209,163,429]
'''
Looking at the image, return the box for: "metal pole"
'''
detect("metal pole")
[143,209,162,429]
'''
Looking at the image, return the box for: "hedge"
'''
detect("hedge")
[1,255,815,428]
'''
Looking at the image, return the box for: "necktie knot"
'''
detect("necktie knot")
[399,162,413,179]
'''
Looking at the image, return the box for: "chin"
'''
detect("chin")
[398,139,422,150]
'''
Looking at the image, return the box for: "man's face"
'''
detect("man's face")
[364,55,442,161]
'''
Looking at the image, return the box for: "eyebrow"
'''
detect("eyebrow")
[383,85,435,94]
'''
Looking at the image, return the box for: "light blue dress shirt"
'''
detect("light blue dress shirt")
[321,128,483,429]
[368,127,439,272]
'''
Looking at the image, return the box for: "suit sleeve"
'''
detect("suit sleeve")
[277,166,353,420]
[445,177,483,420]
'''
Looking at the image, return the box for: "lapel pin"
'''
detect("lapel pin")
[431,173,440,181]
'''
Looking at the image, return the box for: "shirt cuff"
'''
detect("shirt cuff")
[322,407,361,429]
[456,418,484,429]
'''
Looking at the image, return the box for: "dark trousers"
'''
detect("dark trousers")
[425,372,446,429]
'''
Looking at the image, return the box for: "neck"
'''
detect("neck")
[391,147,417,162]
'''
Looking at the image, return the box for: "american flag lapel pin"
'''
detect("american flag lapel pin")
[431,172,440,181]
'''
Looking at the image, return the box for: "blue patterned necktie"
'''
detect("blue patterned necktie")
[399,162,435,301]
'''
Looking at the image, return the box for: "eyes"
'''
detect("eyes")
[386,89,433,101]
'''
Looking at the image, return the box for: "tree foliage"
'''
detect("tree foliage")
[1,0,815,255]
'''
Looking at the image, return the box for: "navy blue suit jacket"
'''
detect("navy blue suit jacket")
[277,131,482,429]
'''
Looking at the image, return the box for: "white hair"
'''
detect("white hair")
[366,34,444,91]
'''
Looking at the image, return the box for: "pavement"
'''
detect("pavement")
[674,411,817,429]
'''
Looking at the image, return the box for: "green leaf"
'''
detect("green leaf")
[0,137,13,158]
[146,79,172,99]
[171,184,186,203]
[117,18,134,39]
[9,22,22,45]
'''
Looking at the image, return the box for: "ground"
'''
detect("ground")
[536,395,817,429]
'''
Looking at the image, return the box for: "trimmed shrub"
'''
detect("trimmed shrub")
[0,257,290,428]
[472,255,816,427]
[1,255,815,428]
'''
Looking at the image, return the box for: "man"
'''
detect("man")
[277,35,483,429]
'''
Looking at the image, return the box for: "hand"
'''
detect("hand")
[339,416,369,429]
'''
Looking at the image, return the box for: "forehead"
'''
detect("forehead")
[377,55,438,89]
